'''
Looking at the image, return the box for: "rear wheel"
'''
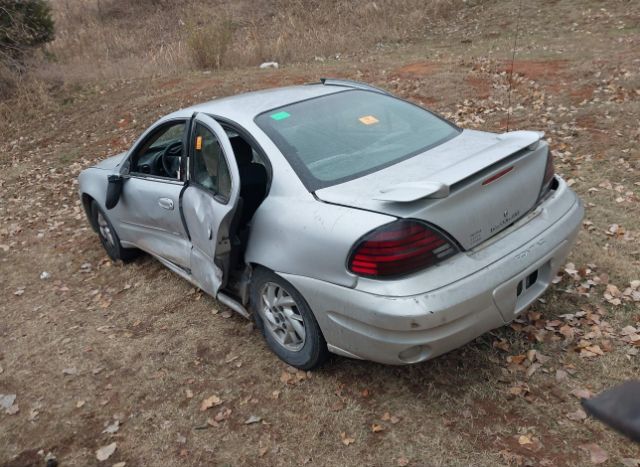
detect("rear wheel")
[91,201,139,262]
[251,268,328,370]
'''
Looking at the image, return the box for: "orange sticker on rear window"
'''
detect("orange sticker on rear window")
[195,135,202,150]
[358,115,379,125]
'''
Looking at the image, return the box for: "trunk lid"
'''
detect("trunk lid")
[315,129,549,250]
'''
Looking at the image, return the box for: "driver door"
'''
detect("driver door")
[112,119,191,268]
[181,113,240,297]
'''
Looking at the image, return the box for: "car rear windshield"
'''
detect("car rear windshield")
[254,89,460,190]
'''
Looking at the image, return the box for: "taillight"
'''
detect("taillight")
[538,150,555,200]
[348,220,458,278]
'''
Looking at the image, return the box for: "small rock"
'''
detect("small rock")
[40,271,51,280]
[96,442,117,462]
[0,394,16,410]
[62,367,78,376]
[259,61,279,69]
[103,420,120,434]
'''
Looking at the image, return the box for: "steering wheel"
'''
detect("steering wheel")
[161,141,183,178]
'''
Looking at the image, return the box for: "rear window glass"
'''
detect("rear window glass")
[255,89,459,190]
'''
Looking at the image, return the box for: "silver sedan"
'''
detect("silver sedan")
[78,79,583,369]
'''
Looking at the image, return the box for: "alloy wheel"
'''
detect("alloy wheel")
[97,211,115,248]
[259,282,306,351]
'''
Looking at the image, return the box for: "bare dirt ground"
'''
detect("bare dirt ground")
[1,1,639,466]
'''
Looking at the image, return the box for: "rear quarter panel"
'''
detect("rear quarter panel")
[245,195,395,288]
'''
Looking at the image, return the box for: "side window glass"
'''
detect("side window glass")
[192,123,231,200]
[130,121,185,179]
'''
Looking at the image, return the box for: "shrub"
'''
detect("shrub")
[186,16,234,70]
[0,0,54,64]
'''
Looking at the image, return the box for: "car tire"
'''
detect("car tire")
[251,267,329,370]
[91,200,139,262]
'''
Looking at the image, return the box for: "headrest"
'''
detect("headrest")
[230,137,253,166]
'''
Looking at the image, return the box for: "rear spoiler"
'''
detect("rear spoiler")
[374,181,450,202]
[374,131,545,203]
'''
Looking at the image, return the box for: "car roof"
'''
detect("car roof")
[164,83,350,125]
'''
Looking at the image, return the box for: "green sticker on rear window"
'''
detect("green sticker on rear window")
[270,111,290,121]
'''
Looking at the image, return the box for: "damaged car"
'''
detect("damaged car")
[78,79,583,369]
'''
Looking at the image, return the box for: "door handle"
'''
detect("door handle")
[158,198,174,210]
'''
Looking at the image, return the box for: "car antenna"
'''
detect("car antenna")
[506,0,524,132]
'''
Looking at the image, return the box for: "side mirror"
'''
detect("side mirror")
[105,175,124,210]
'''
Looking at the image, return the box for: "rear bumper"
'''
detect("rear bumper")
[282,182,584,365]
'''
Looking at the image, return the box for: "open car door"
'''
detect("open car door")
[181,113,240,297]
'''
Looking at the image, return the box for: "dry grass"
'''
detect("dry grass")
[186,14,235,70]
[1,0,639,466]
[40,0,464,80]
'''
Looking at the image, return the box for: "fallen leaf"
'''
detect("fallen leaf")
[526,363,542,378]
[397,457,410,466]
[621,325,638,336]
[621,458,640,467]
[518,435,533,445]
[571,388,593,399]
[200,395,222,411]
[62,367,78,376]
[214,407,232,422]
[586,345,605,356]
[566,409,587,421]
[559,325,575,339]
[76,400,86,408]
[371,423,385,433]
[280,371,293,384]
[581,443,608,464]
[244,415,262,425]
[185,389,193,399]
[508,354,527,364]
[96,442,117,462]
[493,339,510,352]
[555,369,568,382]
[340,432,355,446]
[381,412,401,424]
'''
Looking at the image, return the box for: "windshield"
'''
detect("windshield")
[255,89,459,190]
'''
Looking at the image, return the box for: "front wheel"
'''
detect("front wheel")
[251,268,328,370]
[91,201,139,262]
